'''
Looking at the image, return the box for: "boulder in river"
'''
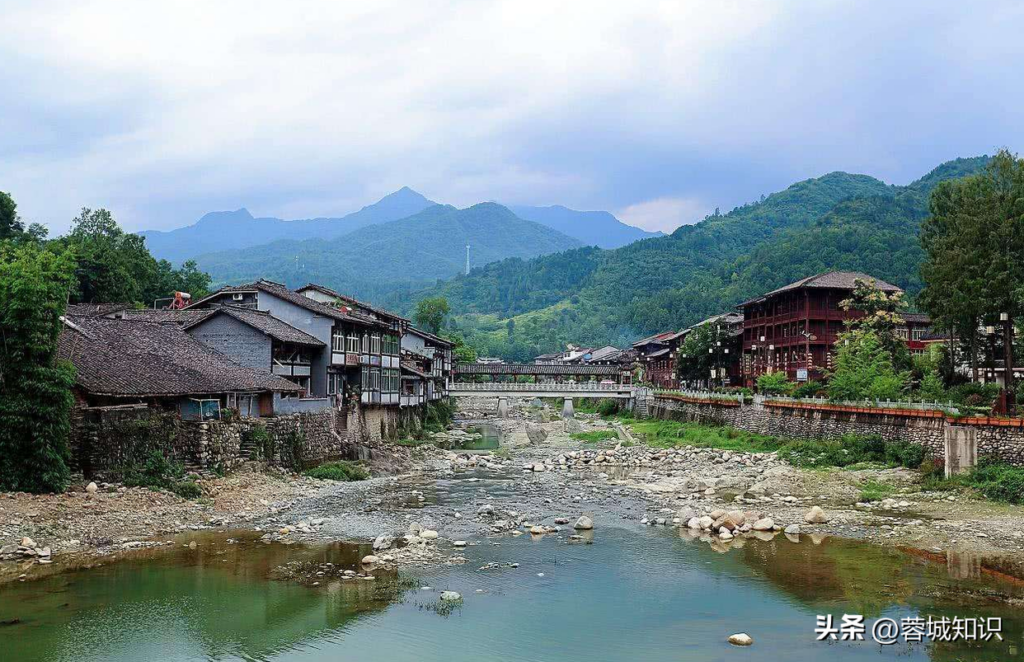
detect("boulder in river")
[440,591,462,602]
[573,516,594,530]
[420,530,439,540]
[784,524,801,535]
[373,535,394,551]
[752,517,774,531]
[804,506,829,524]
[361,555,379,565]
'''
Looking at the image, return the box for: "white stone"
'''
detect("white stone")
[573,516,594,530]
[728,633,753,646]
[804,506,829,524]
[361,555,379,565]
[85,482,98,494]
[440,591,462,602]
[420,530,439,540]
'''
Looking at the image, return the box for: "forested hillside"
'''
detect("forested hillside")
[196,202,582,301]
[403,157,988,360]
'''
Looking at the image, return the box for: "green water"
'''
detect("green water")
[454,424,501,451]
[2,521,1023,662]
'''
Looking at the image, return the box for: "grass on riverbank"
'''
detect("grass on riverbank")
[303,461,369,482]
[626,418,1024,506]
[570,430,620,443]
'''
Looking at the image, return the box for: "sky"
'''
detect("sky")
[2,0,1023,236]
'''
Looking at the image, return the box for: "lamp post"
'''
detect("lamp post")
[1001,312,1016,416]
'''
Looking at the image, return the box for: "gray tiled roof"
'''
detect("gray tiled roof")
[296,283,410,324]
[404,325,455,347]
[59,316,301,397]
[191,280,385,329]
[739,271,902,307]
[118,308,216,325]
[184,306,325,347]
[65,302,132,317]
[455,363,621,376]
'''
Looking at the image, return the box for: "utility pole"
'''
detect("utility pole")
[1003,312,1016,416]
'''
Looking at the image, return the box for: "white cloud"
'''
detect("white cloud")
[617,197,708,233]
[0,0,1021,235]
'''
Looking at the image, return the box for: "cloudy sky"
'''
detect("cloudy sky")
[2,0,1023,236]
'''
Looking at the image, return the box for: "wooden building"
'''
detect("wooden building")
[632,330,686,389]
[738,271,931,386]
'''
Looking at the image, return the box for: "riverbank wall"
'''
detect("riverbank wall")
[71,402,406,478]
[643,392,1024,466]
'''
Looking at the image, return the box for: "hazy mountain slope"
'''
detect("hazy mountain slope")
[195,202,582,300]
[408,158,989,361]
[507,204,662,248]
[139,187,435,264]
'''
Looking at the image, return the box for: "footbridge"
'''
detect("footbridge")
[451,363,636,418]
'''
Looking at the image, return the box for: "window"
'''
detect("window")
[370,367,381,390]
[382,334,398,355]
[371,333,381,354]
[327,371,343,395]
[346,334,360,353]
[332,330,345,353]
[361,333,370,353]
[361,366,369,389]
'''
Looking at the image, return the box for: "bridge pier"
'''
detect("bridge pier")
[497,396,510,418]
[561,397,575,419]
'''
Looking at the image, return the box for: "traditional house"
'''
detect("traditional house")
[400,326,454,401]
[187,280,399,406]
[59,315,302,419]
[181,306,325,396]
[738,271,931,386]
[632,331,686,388]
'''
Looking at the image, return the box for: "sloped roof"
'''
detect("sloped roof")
[455,363,620,376]
[119,308,216,325]
[587,346,621,362]
[632,331,678,348]
[400,361,431,380]
[739,271,902,307]
[58,317,301,397]
[900,312,932,325]
[189,280,385,329]
[296,283,410,324]
[404,325,454,347]
[184,306,325,347]
[65,302,132,318]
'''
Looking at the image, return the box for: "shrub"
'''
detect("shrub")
[304,461,370,482]
[570,430,619,443]
[791,380,824,399]
[757,372,793,396]
[171,480,203,499]
[245,424,275,461]
[597,399,619,417]
[962,459,1024,504]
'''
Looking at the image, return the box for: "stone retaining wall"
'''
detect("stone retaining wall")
[72,401,407,479]
[646,395,1024,466]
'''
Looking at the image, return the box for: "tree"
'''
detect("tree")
[0,191,25,240]
[414,296,450,334]
[839,278,911,371]
[828,331,908,402]
[442,331,477,363]
[675,324,730,387]
[0,242,77,493]
[920,150,1024,411]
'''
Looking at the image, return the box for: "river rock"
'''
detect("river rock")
[698,515,714,530]
[804,506,829,524]
[752,517,774,531]
[719,528,734,540]
[420,530,439,540]
[477,504,495,515]
[85,482,98,494]
[361,555,379,565]
[573,516,594,530]
[784,524,800,535]
[530,525,546,534]
[20,537,36,548]
[686,517,702,530]
[440,591,462,602]
[373,535,394,551]
[709,509,727,520]
[728,633,753,646]
[676,508,697,522]
[408,522,423,535]
[525,424,548,445]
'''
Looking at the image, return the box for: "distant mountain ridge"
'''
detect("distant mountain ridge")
[192,202,583,301]
[139,187,435,264]
[506,204,662,248]
[402,156,990,361]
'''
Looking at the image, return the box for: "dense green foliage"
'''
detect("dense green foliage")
[303,461,370,481]
[413,297,450,334]
[920,150,1024,395]
[958,459,1024,504]
[570,430,619,442]
[0,242,77,492]
[756,372,793,396]
[52,208,212,306]
[404,158,988,359]
[195,203,582,301]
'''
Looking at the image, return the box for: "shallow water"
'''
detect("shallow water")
[2,517,1023,662]
[453,423,501,451]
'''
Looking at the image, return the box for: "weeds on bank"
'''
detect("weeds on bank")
[570,430,620,443]
[629,420,784,453]
[858,479,897,502]
[922,459,1024,504]
[117,450,203,500]
[303,461,370,482]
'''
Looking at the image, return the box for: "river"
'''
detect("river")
[2,470,1022,662]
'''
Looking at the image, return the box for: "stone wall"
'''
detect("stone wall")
[72,402,405,478]
[646,394,1024,466]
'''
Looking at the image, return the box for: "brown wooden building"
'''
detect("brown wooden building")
[738,271,930,387]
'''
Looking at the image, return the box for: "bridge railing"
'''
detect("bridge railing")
[451,382,633,392]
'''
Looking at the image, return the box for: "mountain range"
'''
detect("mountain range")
[398,156,990,361]
[139,189,659,266]
[192,202,584,300]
